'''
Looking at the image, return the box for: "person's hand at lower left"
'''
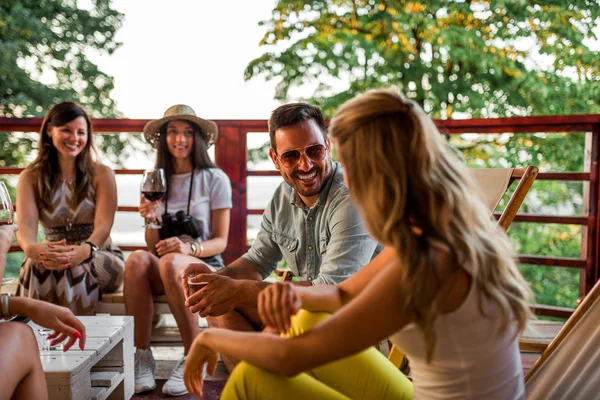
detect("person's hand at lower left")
[183,331,218,399]
[25,300,86,351]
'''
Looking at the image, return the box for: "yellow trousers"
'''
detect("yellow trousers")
[221,310,414,400]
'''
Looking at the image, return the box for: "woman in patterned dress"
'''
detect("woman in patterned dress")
[16,101,124,315]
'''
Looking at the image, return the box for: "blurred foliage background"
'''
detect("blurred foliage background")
[245,0,600,309]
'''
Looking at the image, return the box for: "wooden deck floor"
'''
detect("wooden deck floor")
[131,347,230,400]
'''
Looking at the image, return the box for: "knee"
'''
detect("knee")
[287,310,331,336]
[158,253,184,282]
[0,323,38,357]
[226,362,267,389]
[124,250,153,281]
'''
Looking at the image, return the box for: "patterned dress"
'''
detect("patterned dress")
[17,179,124,315]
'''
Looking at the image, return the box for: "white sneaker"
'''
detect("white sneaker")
[134,348,156,393]
[162,356,189,396]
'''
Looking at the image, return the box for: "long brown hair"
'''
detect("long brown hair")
[155,120,215,200]
[329,89,533,361]
[28,102,97,210]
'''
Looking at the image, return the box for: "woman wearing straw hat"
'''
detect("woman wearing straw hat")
[124,105,232,396]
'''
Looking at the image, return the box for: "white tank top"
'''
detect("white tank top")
[389,280,525,399]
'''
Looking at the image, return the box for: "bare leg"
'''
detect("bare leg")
[123,250,164,349]
[158,253,213,354]
[0,323,48,400]
[207,304,264,372]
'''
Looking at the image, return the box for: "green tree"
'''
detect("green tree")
[246,0,599,118]
[0,0,123,118]
[0,1,146,279]
[246,0,600,311]
[0,0,147,168]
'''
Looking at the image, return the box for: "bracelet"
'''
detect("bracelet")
[189,242,198,257]
[198,243,204,258]
[1,293,12,320]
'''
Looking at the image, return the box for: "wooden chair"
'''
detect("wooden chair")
[525,279,600,398]
[387,166,539,368]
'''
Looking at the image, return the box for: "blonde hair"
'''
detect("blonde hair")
[329,89,533,361]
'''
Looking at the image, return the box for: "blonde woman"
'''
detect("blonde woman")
[183,89,533,399]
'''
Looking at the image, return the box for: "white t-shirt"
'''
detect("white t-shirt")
[157,168,232,242]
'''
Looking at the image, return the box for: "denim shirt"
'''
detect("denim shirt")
[243,162,381,285]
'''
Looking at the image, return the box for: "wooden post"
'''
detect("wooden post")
[584,127,599,294]
[593,123,600,288]
[215,124,247,265]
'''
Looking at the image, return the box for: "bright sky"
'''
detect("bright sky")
[93,0,281,120]
[93,2,599,122]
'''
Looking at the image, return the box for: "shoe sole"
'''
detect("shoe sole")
[162,386,189,396]
[135,383,157,394]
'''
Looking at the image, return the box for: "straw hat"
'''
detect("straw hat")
[143,104,218,148]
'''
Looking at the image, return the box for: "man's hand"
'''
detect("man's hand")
[181,262,213,298]
[258,281,302,334]
[184,274,242,317]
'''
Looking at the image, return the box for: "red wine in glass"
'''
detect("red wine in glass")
[141,169,166,229]
[142,190,165,202]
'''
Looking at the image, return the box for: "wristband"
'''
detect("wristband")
[81,241,99,262]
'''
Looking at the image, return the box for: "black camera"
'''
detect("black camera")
[160,211,203,239]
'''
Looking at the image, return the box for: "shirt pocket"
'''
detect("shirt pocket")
[271,230,299,273]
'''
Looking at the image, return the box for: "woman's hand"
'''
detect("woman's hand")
[0,224,18,255]
[258,282,302,334]
[183,332,218,399]
[26,300,86,351]
[34,240,90,270]
[139,194,159,221]
[155,237,192,257]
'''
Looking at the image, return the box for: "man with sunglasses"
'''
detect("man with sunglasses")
[183,103,380,371]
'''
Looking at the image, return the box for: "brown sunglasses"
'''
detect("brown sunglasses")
[275,144,328,168]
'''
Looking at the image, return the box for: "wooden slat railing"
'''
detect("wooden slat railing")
[2,114,600,319]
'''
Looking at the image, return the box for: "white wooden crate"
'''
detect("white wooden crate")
[31,315,134,400]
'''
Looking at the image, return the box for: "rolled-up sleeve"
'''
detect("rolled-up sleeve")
[242,202,283,280]
[312,194,378,285]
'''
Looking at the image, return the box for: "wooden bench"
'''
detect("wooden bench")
[98,290,171,315]
[98,289,207,346]
[31,315,134,400]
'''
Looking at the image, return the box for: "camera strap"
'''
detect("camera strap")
[164,171,194,215]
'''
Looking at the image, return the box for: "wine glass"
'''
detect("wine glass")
[141,169,166,229]
[0,181,14,227]
[0,181,15,286]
